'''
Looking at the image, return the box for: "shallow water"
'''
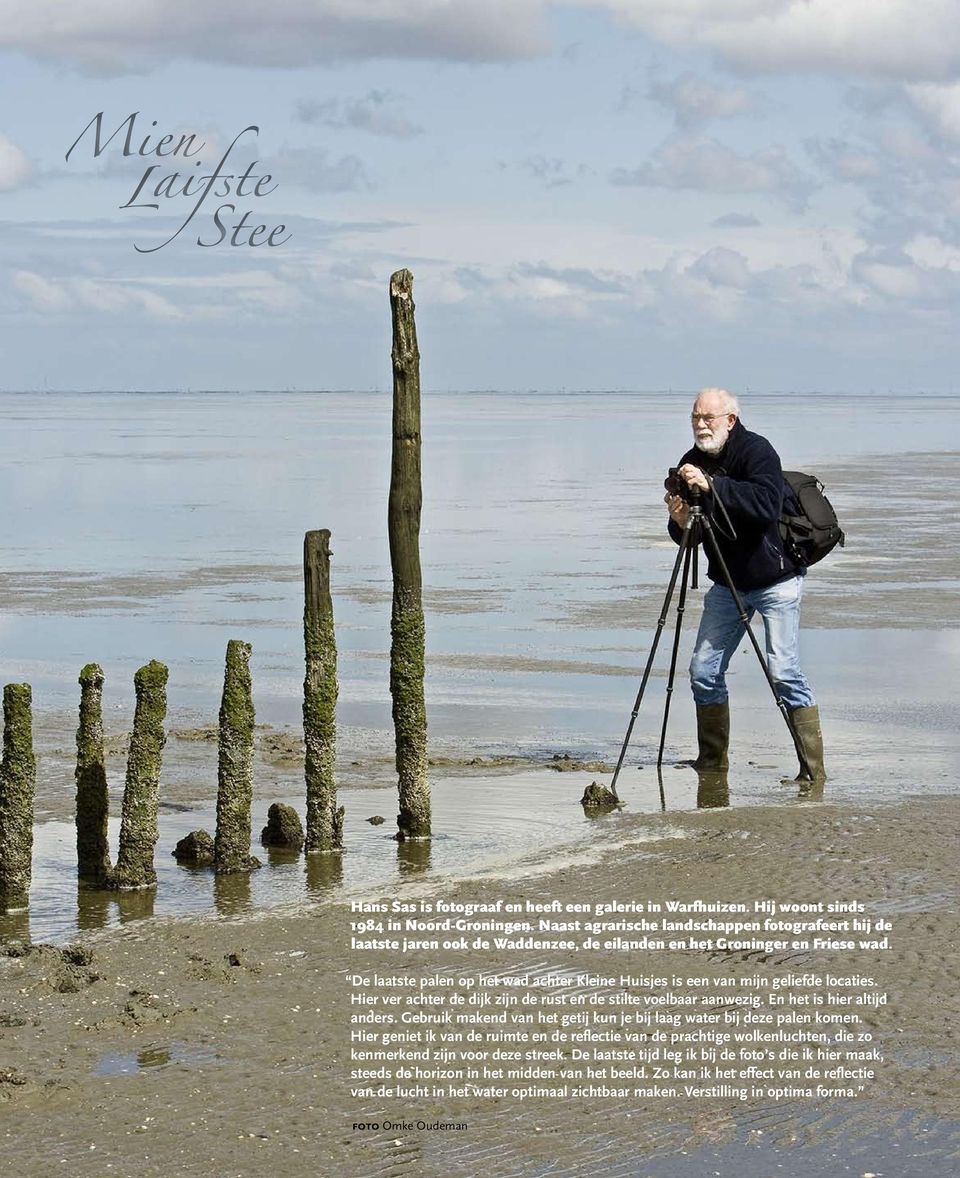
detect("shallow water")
[1,390,958,940]
[2,769,678,943]
[1,389,957,732]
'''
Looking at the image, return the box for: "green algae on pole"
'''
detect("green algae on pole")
[303,529,344,852]
[214,640,261,874]
[75,664,112,885]
[0,684,36,913]
[114,661,168,889]
[388,268,430,841]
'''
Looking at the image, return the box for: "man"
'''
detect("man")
[663,387,825,782]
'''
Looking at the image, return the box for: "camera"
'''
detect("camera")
[664,466,696,503]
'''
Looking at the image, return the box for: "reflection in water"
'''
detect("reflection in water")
[581,801,621,823]
[213,872,252,916]
[137,1047,172,1068]
[117,888,156,923]
[264,846,301,869]
[95,1041,220,1076]
[0,910,30,942]
[397,839,432,875]
[16,766,747,944]
[655,768,668,810]
[76,882,112,932]
[798,779,825,802]
[305,852,343,894]
[697,771,730,809]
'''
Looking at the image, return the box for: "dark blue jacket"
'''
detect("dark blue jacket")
[668,418,802,591]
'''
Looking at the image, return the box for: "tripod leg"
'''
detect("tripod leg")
[609,521,695,799]
[698,516,806,767]
[656,540,693,769]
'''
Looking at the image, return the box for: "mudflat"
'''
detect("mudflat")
[2,791,957,1177]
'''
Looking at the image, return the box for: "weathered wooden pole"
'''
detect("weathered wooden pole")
[214,639,260,874]
[75,663,112,885]
[114,661,168,889]
[389,268,430,841]
[0,684,36,912]
[303,529,343,852]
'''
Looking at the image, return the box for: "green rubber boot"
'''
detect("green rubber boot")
[781,704,826,784]
[693,703,729,771]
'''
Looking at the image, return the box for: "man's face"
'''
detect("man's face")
[691,396,735,455]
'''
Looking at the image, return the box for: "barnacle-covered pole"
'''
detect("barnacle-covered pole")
[214,639,260,874]
[75,663,112,885]
[113,661,168,889]
[0,683,36,912]
[388,268,430,841]
[303,529,343,852]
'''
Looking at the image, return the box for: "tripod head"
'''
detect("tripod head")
[665,467,704,517]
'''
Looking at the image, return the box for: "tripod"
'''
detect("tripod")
[607,488,805,800]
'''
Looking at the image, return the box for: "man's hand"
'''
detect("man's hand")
[677,463,709,492]
[664,491,689,526]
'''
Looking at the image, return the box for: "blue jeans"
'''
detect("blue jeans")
[689,575,815,709]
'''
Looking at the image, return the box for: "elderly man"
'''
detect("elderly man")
[664,387,825,782]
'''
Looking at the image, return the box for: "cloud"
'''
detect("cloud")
[688,246,751,289]
[517,155,589,187]
[0,0,548,73]
[648,72,758,128]
[295,90,422,138]
[2,1,958,83]
[904,82,960,143]
[0,133,32,190]
[588,0,960,82]
[806,91,960,249]
[436,244,850,330]
[11,269,70,311]
[711,212,761,228]
[11,269,184,318]
[807,137,887,183]
[850,244,960,305]
[264,146,371,192]
[612,134,816,209]
[442,259,633,320]
[515,261,628,295]
[0,214,411,331]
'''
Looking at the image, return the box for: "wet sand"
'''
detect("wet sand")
[2,790,958,1177]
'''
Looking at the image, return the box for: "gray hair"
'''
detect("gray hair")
[696,386,739,416]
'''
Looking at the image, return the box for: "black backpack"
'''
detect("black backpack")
[780,471,845,567]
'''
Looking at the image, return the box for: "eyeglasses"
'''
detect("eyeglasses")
[690,412,733,424]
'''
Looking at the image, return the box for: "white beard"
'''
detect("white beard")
[694,428,728,455]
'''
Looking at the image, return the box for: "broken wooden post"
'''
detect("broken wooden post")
[75,663,112,885]
[303,529,344,852]
[0,684,36,913]
[214,639,260,874]
[262,802,305,852]
[114,661,168,888]
[389,268,430,841]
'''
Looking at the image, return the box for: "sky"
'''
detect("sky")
[1,1,960,393]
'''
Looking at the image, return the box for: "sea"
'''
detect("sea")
[0,389,958,938]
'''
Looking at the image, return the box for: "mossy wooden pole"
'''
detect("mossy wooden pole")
[0,684,36,913]
[389,268,430,840]
[114,660,168,889]
[214,639,259,874]
[303,530,343,852]
[75,663,112,885]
